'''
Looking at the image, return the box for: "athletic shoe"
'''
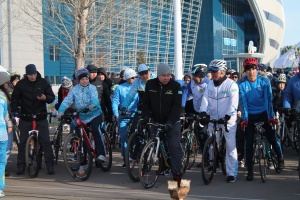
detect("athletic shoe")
[246,171,253,181]
[0,190,5,198]
[77,165,88,175]
[227,176,236,183]
[96,155,106,162]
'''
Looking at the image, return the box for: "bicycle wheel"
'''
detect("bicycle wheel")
[182,129,197,170]
[293,123,299,152]
[139,140,161,189]
[14,126,21,149]
[220,137,226,176]
[201,136,217,185]
[53,125,63,165]
[98,131,112,172]
[257,139,267,183]
[25,135,41,178]
[269,145,280,173]
[180,133,190,175]
[126,131,146,182]
[63,132,93,181]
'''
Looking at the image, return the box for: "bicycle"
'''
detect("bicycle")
[125,118,150,182]
[12,116,21,149]
[105,117,119,150]
[24,112,52,178]
[251,122,280,183]
[51,113,74,165]
[63,109,112,181]
[201,118,227,185]
[138,123,189,189]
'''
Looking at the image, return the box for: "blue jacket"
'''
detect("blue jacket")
[112,82,138,117]
[58,83,102,124]
[238,75,274,121]
[0,93,8,141]
[283,72,300,109]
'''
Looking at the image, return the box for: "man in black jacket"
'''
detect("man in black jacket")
[11,64,55,175]
[142,63,182,185]
[87,64,113,123]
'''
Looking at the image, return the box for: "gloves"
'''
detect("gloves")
[268,118,278,125]
[57,112,63,119]
[241,120,248,130]
[218,114,231,124]
[283,108,290,116]
[199,112,209,124]
[89,104,96,111]
[164,123,172,132]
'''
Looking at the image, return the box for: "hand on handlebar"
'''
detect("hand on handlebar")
[241,120,248,130]
[218,114,231,124]
[268,118,278,125]
[199,112,210,124]
[164,123,172,132]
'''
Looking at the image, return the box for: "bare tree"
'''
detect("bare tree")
[15,0,141,70]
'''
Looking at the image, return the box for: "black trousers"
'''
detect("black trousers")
[18,119,54,169]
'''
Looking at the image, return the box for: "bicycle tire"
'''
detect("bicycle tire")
[53,125,63,165]
[98,131,112,172]
[201,136,217,185]
[25,135,41,178]
[180,133,190,175]
[182,129,197,170]
[63,132,93,181]
[219,136,226,176]
[258,138,267,182]
[126,131,146,182]
[293,124,299,152]
[14,126,21,149]
[269,145,280,173]
[139,140,161,189]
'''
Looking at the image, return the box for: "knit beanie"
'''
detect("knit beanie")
[124,68,137,80]
[26,64,37,75]
[61,76,73,88]
[157,63,171,76]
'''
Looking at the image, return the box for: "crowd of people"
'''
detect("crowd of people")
[0,57,299,196]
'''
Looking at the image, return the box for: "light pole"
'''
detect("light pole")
[173,0,183,80]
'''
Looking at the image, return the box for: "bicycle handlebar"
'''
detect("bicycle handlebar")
[208,119,229,133]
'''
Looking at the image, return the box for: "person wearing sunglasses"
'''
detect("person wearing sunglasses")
[182,64,209,161]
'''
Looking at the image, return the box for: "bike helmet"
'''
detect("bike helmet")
[208,59,227,71]
[75,68,89,80]
[191,64,207,78]
[284,67,293,74]
[243,57,258,72]
[61,76,73,88]
[10,72,21,83]
[0,65,10,86]
[266,72,273,80]
[276,73,286,83]
[226,68,236,75]
[257,63,266,72]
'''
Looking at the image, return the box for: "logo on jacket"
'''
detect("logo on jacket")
[199,89,204,93]
[257,85,262,91]
[165,90,173,95]
[149,90,157,92]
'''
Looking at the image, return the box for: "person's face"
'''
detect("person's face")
[89,72,97,80]
[206,73,212,80]
[184,77,191,85]
[79,77,89,87]
[192,75,203,84]
[139,71,150,82]
[3,83,9,90]
[232,74,239,82]
[27,73,37,82]
[98,74,105,81]
[12,79,19,86]
[245,68,257,82]
[211,70,222,81]
[277,83,285,91]
[127,76,136,84]
[158,74,172,84]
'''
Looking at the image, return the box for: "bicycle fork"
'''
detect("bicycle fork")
[147,137,160,163]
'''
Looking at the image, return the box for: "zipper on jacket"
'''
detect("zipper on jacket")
[160,84,163,122]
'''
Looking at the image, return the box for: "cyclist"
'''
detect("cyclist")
[57,68,106,174]
[283,69,300,170]
[199,59,239,183]
[273,74,287,115]
[86,64,113,124]
[112,68,138,168]
[11,64,56,175]
[238,57,284,181]
[55,76,73,111]
[226,68,236,79]
[97,67,114,94]
[141,63,182,186]
[181,63,209,166]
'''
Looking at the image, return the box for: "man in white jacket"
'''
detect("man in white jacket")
[199,59,239,183]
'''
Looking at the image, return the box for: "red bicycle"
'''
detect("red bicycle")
[63,109,112,181]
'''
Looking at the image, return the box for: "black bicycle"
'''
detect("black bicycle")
[138,123,189,189]
[105,117,119,150]
[201,118,227,185]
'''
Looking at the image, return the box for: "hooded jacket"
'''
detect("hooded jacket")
[11,72,55,121]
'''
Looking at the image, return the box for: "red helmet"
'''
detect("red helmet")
[243,57,258,67]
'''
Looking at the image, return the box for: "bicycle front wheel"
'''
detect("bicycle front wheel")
[98,131,112,172]
[180,133,190,175]
[25,135,41,178]
[63,132,93,181]
[139,140,161,189]
[257,139,267,183]
[182,129,197,170]
[53,125,63,165]
[126,131,146,182]
[201,136,217,185]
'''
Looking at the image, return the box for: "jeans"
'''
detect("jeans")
[0,140,7,190]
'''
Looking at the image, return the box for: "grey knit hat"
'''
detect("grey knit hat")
[157,63,171,76]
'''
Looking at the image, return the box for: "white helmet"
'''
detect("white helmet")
[124,68,137,80]
[208,59,227,71]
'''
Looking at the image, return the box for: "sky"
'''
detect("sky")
[281,0,299,47]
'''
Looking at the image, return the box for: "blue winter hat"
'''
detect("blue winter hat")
[26,64,37,75]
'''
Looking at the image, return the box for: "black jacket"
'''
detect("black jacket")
[142,78,182,124]
[11,72,55,121]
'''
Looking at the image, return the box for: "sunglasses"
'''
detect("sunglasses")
[130,77,137,79]
[210,70,218,73]
[233,76,238,78]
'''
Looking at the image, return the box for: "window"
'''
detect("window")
[269,38,279,50]
[50,45,60,61]
[264,11,284,29]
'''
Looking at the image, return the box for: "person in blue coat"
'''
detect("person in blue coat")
[112,68,138,168]
[57,68,106,175]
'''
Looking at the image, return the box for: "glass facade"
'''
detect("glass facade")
[43,0,203,81]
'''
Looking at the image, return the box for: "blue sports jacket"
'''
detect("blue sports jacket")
[283,72,300,109]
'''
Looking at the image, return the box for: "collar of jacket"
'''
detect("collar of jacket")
[213,75,227,87]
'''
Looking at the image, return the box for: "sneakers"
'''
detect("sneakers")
[278,158,284,170]
[238,160,245,168]
[0,190,5,198]
[267,161,275,170]
[77,165,88,175]
[96,155,106,162]
[16,167,25,175]
[122,163,126,169]
[246,171,254,181]
[47,166,55,175]
[227,176,236,183]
